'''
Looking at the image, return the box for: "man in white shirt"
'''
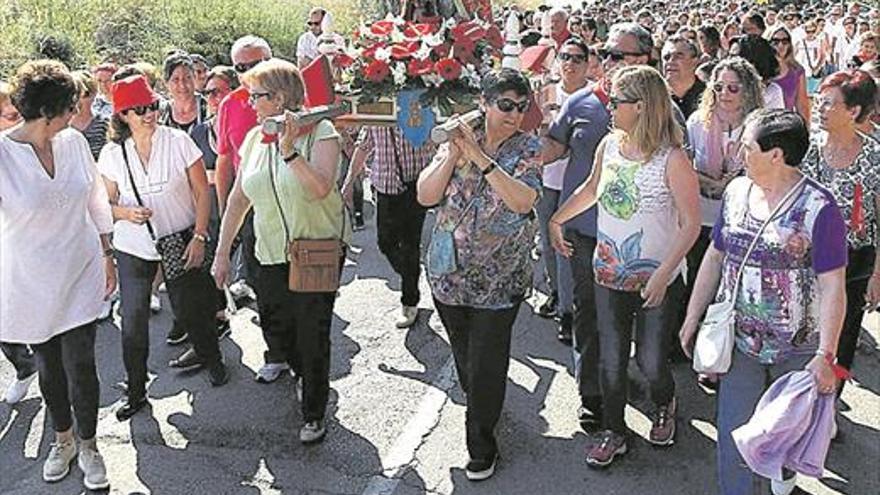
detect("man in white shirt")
[297,8,326,68]
[834,16,860,68]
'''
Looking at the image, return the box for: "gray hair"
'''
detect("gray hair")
[609,22,654,56]
[548,7,569,21]
[230,35,272,59]
[664,35,699,59]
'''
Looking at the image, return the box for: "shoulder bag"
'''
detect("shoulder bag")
[120,143,214,281]
[268,126,346,293]
[693,177,807,374]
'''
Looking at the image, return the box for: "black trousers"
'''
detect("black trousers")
[32,322,99,440]
[376,187,426,307]
[117,252,222,400]
[837,247,875,381]
[565,230,601,412]
[434,298,520,460]
[0,342,36,379]
[254,263,338,422]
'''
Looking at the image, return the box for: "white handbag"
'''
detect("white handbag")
[693,178,806,374]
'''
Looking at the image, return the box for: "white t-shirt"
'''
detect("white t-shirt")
[795,37,823,75]
[834,34,858,66]
[0,128,113,344]
[543,83,574,190]
[764,82,786,109]
[97,126,202,260]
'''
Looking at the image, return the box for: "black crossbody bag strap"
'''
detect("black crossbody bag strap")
[121,142,157,241]
[386,127,409,191]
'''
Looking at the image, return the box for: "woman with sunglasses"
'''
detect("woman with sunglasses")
[417,68,541,481]
[0,59,114,491]
[98,74,228,423]
[767,26,811,123]
[550,65,700,467]
[801,70,880,401]
[212,58,349,445]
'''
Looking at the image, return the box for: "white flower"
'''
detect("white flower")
[414,45,432,61]
[392,62,407,86]
[422,73,443,87]
[390,30,405,43]
[424,32,445,48]
[375,47,391,62]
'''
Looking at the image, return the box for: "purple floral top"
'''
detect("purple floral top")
[427,131,542,309]
[712,177,847,364]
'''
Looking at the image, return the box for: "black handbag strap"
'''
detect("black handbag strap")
[387,127,408,188]
[120,142,157,241]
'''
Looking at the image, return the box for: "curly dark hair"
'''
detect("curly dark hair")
[10,59,78,121]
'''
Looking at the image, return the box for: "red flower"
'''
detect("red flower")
[333,53,355,69]
[370,20,396,37]
[407,58,434,76]
[432,42,452,59]
[486,25,504,49]
[364,59,391,83]
[403,22,434,39]
[453,40,477,64]
[390,41,420,60]
[362,42,387,60]
[435,58,462,81]
[451,21,485,43]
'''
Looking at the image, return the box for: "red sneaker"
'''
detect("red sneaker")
[648,397,677,446]
[585,430,627,468]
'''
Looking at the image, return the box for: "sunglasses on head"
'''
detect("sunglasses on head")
[127,101,160,116]
[712,82,742,94]
[608,95,640,110]
[559,52,587,63]
[494,97,529,113]
[234,59,264,74]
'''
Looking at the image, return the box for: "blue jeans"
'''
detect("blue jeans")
[535,187,573,314]
[717,350,812,495]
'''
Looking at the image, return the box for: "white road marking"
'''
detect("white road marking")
[23,403,44,459]
[241,458,282,495]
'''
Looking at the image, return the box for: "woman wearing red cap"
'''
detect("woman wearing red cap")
[97,73,228,423]
[0,59,114,491]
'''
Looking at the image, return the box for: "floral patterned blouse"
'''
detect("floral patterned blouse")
[426,130,542,309]
[712,177,847,364]
[800,133,880,251]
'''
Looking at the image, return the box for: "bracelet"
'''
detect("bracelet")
[283,150,301,163]
[481,160,497,176]
[193,232,208,243]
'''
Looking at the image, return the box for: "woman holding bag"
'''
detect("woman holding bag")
[679,109,848,495]
[98,74,228,422]
[211,58,349,445]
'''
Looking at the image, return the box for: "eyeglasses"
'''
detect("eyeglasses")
[248,91,272,105]
[712,82,742,94]
[608,96,640,110]
[600,49,646,61]
[234,59,264,74]
[559,52,587,63]
[769,37,792,46]
[494,97,530,113]
[306,21,321,27]
[127,101,161,116]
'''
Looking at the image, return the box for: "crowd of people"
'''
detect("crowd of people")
[1,0,879,493]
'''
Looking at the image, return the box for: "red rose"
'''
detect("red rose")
[364,59,391,83]
[435,58,462,81]
[407,58,434,76]
[390,41,420,60]
[486,25,504,49]
[403,22,434,39]
[362,42,387,60]
[370,20,395,37]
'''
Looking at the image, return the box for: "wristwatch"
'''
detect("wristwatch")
[193,232,209,243]
[283,150,301,163]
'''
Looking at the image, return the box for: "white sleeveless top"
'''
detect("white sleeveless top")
[593,134,684,292]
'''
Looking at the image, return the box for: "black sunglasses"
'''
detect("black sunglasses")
[600,49,646,61]
[712,82,742,94]
[127,101,161,116]
[306,21,321,26]
[234,59,264,74]
[769,37,792,45]
[494,97,529,113]
[608,96,640,110]
[559,52,588,63]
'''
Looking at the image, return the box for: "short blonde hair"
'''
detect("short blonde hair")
[0,81,12,107]
[242,58,304,111]
[612,65,683,157]
[71,70,98,97]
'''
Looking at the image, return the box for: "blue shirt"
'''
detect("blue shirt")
[547,86,610,237]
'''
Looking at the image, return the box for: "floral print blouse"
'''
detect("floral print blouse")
[426,130,542,309]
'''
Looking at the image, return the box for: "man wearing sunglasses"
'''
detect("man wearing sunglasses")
[297,8,326,69]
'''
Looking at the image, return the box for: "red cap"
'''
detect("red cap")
[111,75,160,114]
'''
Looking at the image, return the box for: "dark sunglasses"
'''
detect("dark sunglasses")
[306,21,321,26]
[769,37,792,45]
[559,52,587,63]
[248,91,272,105]
[127,101,160,116]
[608,96,640,110]
[234,59,264,74]
[805,29,817,34]
[600,49,645,61]
[712,82,742,94]
[494,97,529,113]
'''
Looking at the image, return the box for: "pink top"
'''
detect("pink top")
[216,87,258,171]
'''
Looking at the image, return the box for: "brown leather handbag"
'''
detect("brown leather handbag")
[268,129,346,293]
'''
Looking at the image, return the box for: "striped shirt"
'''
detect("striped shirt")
[356,126,436,195]
[80,116,108,160]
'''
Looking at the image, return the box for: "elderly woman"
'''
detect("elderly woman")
[0,60,114,490]
[98,75,227,423]
[847,32,879,69]
[212,58,350,445]
[801,71,880,399]
[69,70,109,160]
[159,52,207,133]
[767,25,811,123]
[417,69,541,481]
[680,109,848,495]
[550,66,700,467]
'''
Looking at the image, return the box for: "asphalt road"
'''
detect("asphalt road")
[2,203,879,495]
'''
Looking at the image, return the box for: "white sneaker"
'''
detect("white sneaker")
[150,294,161,313]
[3,372,37,404]
[255,362,289,383]
[771,474,797,495]
[43,438,76,483]
[158,282,167,293]
[299,420,326,443]
[395,306,418,328]
[78,445,110,490]
[229,280,256,300]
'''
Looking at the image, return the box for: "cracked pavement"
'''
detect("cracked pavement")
[2,206,879,495]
